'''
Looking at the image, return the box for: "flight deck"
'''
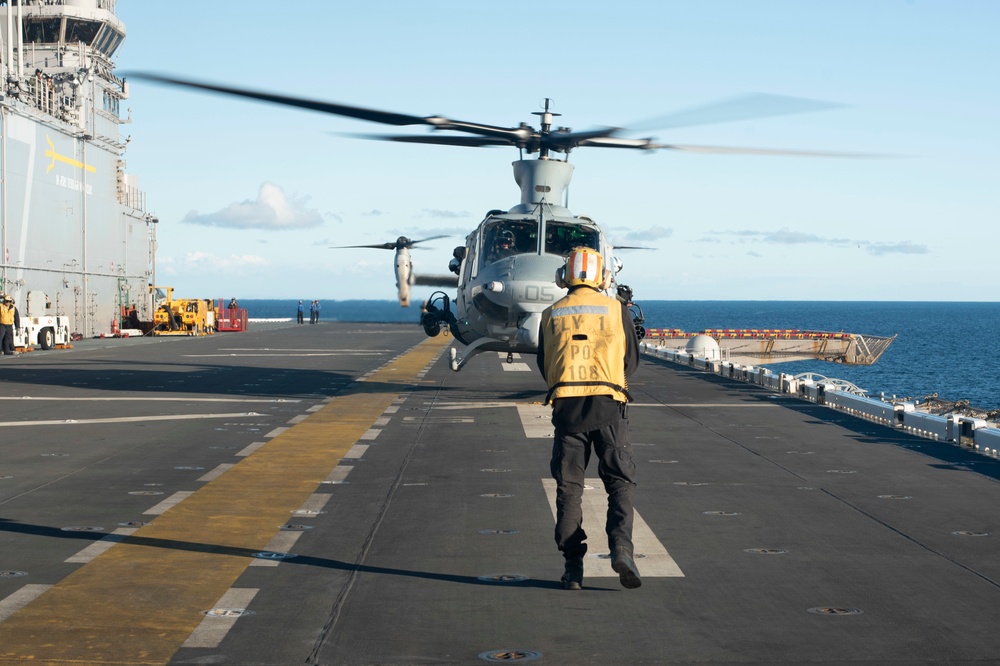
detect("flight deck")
[0,322,998,665]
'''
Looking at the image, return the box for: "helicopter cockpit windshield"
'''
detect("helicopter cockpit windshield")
[483,220,537,262]
[543,221,601,256]
[482,218,600,264]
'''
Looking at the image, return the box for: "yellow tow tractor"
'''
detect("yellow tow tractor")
[151,286,216,336]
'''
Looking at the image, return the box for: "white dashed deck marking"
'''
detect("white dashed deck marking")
[322,465,353,485]
[181,588,259,648]
[143,491,195,516]
[0,585,52,624]
[198,464,235,482]
[516,404,554,439]
[344,444,368,459]
[236,441,267,457]
[249,532,302,568]
[64,528,138,564]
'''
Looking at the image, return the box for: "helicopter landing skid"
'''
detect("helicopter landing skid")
[448,337,498,372]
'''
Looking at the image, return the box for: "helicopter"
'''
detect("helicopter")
[331,235,454,308]
[129,73,857,371]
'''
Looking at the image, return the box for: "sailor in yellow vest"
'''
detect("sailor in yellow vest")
[537,247,641,590]
[0,294,20,356]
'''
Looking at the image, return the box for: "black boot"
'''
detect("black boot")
[611,546,641,589]
[561,556,584,590]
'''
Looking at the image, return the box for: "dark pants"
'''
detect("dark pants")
[297,312,304,324]
[550,417,636,560]
[1,326,13,354]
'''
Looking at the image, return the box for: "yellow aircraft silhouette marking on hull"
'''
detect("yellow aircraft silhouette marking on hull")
[45,135,96,174]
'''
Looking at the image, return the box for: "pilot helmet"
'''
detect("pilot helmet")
[498,230,514,249]
[556,246,609,289]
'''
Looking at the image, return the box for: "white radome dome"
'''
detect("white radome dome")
[686,334,720,361]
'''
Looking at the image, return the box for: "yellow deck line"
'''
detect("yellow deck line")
[0,336,450,665]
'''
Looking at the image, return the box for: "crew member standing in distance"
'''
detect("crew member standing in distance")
[537,247,641,590]
[0,295,14,355]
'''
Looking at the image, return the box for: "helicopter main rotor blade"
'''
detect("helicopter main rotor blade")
[128,72,431,126]
[340,133,515,148]
[646,143,884,158]
[128,72,531,142]
[578,136,879,157]
[370,127,629,153]
[130,73,868,157]
[625,93,847,133]
[541,126,622,152]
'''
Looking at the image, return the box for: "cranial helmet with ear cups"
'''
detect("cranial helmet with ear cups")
[555,246,609,289]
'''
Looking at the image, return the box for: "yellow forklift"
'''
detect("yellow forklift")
[150,286,216,336]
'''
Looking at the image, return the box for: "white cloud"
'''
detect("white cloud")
[703,228,929,256]
[866,241,929,256]
[159,251,269,276]
[621,225,674,242]
[182,182,324,230]
[419,209,471,219]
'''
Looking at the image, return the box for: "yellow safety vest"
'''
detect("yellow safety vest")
[540,288,629,403]
[0,304,14,326]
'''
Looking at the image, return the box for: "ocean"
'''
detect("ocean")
[240,299,999,409]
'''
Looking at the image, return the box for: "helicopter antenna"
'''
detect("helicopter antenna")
[531,98,560,159]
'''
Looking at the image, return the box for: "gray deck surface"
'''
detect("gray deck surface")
[0,322,998,665]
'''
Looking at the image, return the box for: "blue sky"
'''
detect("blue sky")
[116,1,999,302]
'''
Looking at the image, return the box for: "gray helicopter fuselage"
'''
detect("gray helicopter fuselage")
[451,205,605,354]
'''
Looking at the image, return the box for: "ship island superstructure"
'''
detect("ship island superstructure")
[0,0,153,339]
